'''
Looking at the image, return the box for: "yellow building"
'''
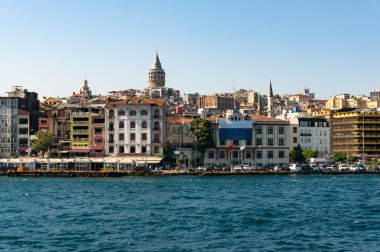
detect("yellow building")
[70,112,91,154]
[332,109,380,159]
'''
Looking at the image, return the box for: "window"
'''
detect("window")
[220,140,226,145]
[154,109,160,118]
[118,110,125,116]
[109,110,114,119]
[267,126,273,134]
[19,128,28,134]
[141,133,147,141]
[19,118,28,124]
[268,151,274,159]
[256,138,262,146]
[119,133,124,141]
[278,151,285,158]
[119,121,124,129]
[256,126,262,134]
[293,127,297,133]
[279,138,285,146]
[246,140,252,146]
[129,110,137,116]
[130,121,136,129]
[141,121,147,129]
[232,151,239,159]
[154,121,160,130]
[154,133,160,143]
[293,137,297,143]
[256,150,262,159]
[245,151,252,159]
[141,110,148,116]
[279,126,284,134]
[267,138,274,146]
[109,146,114,153]
[119,146,124,153]
[208,151,215,159]
[130,133,136,141]
[219,151,225,159]
[109,122,114,131]
[130,146,135,153]
[233,140,239,145]
[109,134,114,143]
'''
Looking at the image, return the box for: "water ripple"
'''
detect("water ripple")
[0,175,379,251]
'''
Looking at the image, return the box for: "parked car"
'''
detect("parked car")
[196,166,206,172]
[349,165,360,172]
[310,164,319,171]
[274,165,282,171]
[233,165,243,171]
[327,165,338,171]
[319,164,328,171]
[339,164,348,171]
[289,164,302,171]
[243,165,253,171]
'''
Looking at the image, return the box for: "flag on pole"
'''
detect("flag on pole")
[240,145,246,151]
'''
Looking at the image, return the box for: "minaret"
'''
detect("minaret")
[267,80,273,118]
[148,52,166,88]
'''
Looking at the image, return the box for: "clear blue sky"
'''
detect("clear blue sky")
[1,0,379,99]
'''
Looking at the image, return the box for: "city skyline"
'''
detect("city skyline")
[1,0,380,98]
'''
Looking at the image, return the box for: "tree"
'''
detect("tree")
[332,152,346,163]
[190,118,214,164]
[160,144,176,166]
[289,145,305,163]
[31,131,54,157]
[302,150,318,159]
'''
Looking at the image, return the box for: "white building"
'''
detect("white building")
[290,117,330,158]
[0,97,19,157]
[104,97,166,157]
[204,109,291,166]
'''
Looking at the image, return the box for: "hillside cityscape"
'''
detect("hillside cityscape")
[1,52,380,171]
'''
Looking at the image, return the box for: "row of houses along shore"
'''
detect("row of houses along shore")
[2,52,380,169]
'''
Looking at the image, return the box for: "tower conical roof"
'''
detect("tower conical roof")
[269,80,273,97]
[151,53,163,70]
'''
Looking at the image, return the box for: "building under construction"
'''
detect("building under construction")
[332,108,380,160]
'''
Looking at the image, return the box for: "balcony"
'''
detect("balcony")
[72,121,89,125]
[300,133,312,136]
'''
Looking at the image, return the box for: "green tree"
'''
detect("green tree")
[31,131,54,157]
[160,144,176,165]
[302,150,318,159]
[190,118,214,164]
[348,155,358,163]
[289,145,305,163]
[332,152,346,163]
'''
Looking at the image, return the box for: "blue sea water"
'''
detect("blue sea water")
[0,175,379,251]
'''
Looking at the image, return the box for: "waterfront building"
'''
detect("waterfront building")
[104,97,166,157]
[18,109,30,149]
[203,109,290,166]
[70,111,92,155]
[165,117,196,166]
[331,109,380,160]
[290,117,330,158]
[0,97,19,157]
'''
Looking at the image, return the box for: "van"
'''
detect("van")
[319,164,327,171]
[289,164,302,171]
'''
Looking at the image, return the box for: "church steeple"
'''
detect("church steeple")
[148,52,166,88]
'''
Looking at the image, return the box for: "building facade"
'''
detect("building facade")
[332,109,380,160]
[105,97,166,157]
[203,110,291,166]
[297,118,330,158]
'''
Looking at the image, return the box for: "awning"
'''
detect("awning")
[74,158,90,163]
[118,158,133,164]
[91,158,105,163]
[0,159,8,163]
[48,159,62,163]
[69,149,90,153]
[8,159,21,163]
[91,146,104,151]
